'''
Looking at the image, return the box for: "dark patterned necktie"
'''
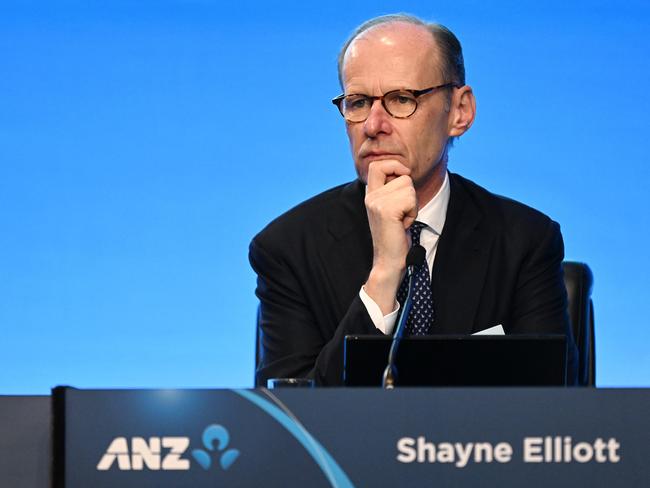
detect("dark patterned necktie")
[396,221,434,335]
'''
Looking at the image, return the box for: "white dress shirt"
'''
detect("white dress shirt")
[359,171,451,335]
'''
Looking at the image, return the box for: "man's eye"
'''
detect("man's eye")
[347,97,369,110]
[396,95,413,104]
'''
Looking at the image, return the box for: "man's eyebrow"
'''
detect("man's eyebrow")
[343,86,412,95]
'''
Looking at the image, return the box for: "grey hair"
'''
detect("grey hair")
[336,13,465,90]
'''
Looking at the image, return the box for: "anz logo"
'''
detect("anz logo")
[97,424,240,472]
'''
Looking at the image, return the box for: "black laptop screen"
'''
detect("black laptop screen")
[344,335,567,387]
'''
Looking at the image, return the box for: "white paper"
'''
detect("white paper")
[472,324,505,336]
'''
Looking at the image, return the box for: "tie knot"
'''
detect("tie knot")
[409,221,426,246]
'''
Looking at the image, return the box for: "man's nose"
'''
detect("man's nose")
[363,99,393,138]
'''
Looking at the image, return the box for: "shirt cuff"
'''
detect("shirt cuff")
[359,286,400,335]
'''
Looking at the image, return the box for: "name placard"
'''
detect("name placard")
[53,388,650,487]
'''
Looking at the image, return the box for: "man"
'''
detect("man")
[250,14,578,386]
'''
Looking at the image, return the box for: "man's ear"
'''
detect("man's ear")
[448,85,476,137]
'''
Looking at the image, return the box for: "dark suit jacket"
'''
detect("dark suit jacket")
[249,172,578,386]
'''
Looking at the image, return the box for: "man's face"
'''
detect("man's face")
[341,22,453,196]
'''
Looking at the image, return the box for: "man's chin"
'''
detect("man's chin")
[354,163,368,185]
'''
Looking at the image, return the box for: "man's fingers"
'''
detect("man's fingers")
[367,160,411,192]
[403,206,418,230]
[365,175,415,206]
[365,176,417,226]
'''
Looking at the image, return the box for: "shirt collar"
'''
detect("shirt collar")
[415,171,450,236]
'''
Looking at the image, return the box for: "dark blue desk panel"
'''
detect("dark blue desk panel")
[0,396,50,488]
[53,388,650,488]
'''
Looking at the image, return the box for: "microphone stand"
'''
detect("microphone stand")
[382,245,426,389]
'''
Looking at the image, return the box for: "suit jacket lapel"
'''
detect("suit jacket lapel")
[319,180,373,320]
[432,173,494,334]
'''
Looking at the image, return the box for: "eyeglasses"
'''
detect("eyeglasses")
[331,83,459,123]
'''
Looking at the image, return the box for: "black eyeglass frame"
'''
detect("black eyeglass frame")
[331,82,460,122]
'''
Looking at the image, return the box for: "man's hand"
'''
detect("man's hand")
[363,160,417,315]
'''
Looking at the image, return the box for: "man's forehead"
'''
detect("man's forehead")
[344,21,437,65]
[342,22,439,88]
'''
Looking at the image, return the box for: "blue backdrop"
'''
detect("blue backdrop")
[1,0,648,392]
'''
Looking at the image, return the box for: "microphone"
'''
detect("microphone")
[382,244,426,389]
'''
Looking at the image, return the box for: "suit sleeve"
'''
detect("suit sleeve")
[509,219,579,385]
[249,237,382,387]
